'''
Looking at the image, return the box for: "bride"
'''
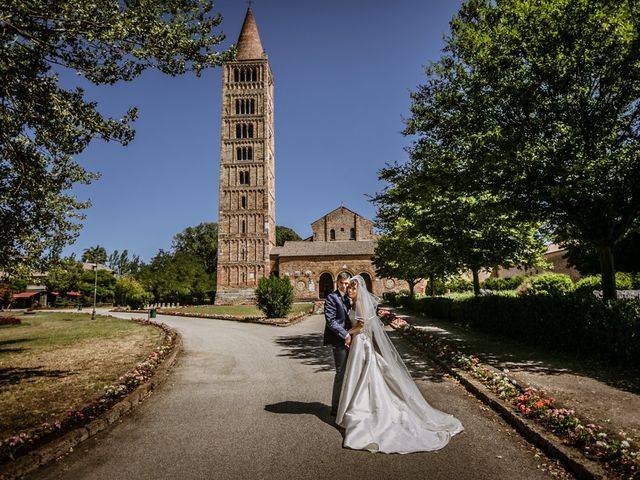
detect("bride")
[336,275,463,453]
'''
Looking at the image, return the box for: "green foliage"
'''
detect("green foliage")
[481,275,526,291]
[575,273,636,295]
[1,1,233,274]
[115,276,152,309]
[373,217,446,297]
[564,233,640,276]
[79,269,116,304]
[81,246,108,264]
[172,223,218,276]
[519,273,574,297]
[45,256,83,293]
[138,250,214,304]
[255,276,294,318]
[275,226,302,246]
[406,295,640,365]
[107,250,142,277]
[444,276,474,293]
[401,0,640,301]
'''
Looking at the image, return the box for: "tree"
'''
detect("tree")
[407,0,640,300]
[1,1,233,274]
[79,269,116,305]
[107,249,142,277]
[372,216,445,297]
[115,276,151,309]
[44,256,83,294]
[564,232,640,276]
[81,246,107,265]
[172,223,218,275]
[275,226,302,246]
[139,250,214,304]
[375,147,547,296]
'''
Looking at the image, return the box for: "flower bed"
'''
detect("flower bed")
[378,307,639,478]
[0,318,178,464]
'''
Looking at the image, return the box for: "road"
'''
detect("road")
[31,312,567,480]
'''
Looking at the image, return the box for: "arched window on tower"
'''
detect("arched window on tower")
[236,124,241,138]
[330,229,336,241]
[233,68,239,82]
[236,147,242,160]
[242,220,246,233]
[241,196,247,209]
[252,68,257,81]
[248,124,254,138]
[250,99,255,114]
[350,228,356,240]
[247,146,253,160]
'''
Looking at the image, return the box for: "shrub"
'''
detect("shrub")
[518,273,574,297]
[575,273,636,296]
[128,291,154,310]
[445,276,474,293]
[402,294,640,365]
[255,276,294,318]
[482,275,526,291]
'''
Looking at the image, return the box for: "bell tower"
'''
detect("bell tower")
[215,8,276,304]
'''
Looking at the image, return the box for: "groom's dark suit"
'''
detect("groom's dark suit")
[324,289,352,415]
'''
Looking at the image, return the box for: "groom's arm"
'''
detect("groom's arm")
[324,294,349,340]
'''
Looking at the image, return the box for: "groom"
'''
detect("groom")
[323,272,352,417]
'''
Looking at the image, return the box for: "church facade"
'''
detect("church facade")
[215,9,413,304]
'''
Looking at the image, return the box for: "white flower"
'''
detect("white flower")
[621,441,630,448]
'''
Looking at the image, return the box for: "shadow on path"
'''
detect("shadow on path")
[274,333,334,372]
[405,313,640,394]
[274,330,450,383]
[264,401,343,435]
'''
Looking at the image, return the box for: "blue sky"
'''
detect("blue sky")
[63,0,464,262]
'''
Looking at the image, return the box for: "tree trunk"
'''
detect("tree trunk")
[408,281,416,298]
[429,275,435,297]
[597,245,617,301]
[472,269,480,296]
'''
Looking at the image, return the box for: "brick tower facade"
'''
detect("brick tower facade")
[215,8,275,304]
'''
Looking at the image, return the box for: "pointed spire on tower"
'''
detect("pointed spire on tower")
[236,7,265,60]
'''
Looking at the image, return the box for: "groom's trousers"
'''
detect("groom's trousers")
[331,346,349,414]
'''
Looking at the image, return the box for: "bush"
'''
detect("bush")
[255,276,294,318]
[445,276,474,293]
[482,275,526,291]
[404,294,640,365]
[128,291,153,310]
[518,273,574,297]
[575,273,636,296]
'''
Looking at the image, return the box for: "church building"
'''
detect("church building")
[215,8,414,304]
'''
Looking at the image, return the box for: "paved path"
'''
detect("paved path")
[31,312,568,480]
[401,311,640,446]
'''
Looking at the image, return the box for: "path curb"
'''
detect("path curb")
[402,334,608,479]
[0,327,183,480]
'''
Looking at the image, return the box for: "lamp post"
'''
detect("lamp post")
[91,246,99,320]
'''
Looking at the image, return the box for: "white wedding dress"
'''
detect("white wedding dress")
[336,276,463,454]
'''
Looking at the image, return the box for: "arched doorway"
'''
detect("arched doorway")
[359,272,373,293]
[319,272,334,299]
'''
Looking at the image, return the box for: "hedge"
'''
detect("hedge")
[393,294,640,364]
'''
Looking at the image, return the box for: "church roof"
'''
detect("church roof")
[236,8,265,60]
[310,206,373,227]
[272,240,376,258]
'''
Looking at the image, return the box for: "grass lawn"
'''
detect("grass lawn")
[163,302,313,317]
[0,312,162,440]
